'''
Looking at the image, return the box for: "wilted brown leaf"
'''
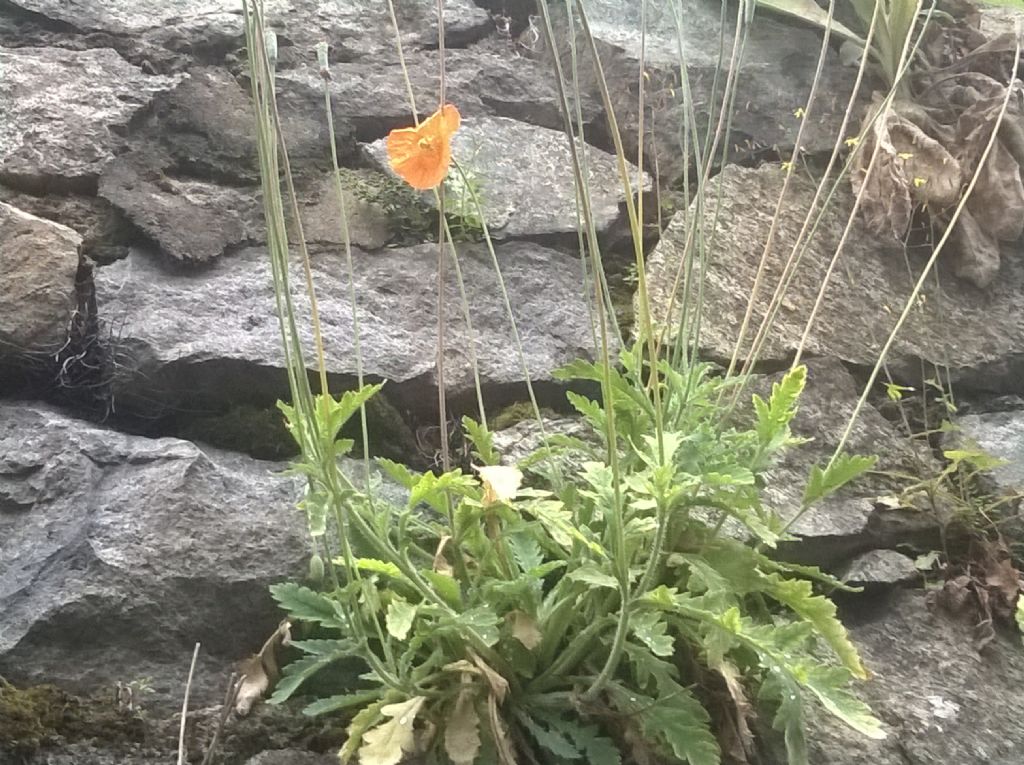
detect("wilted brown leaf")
[359,696,426,765]
[234,619,291,716]
[433,535,455,576]
[445,687,482,765]
[508,610,542,650]
[952,209,1001,287]
[487,692,517,765]
[470,652,509,704]
[714,660,755,762]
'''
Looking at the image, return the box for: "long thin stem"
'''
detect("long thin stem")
[435,0,451,475]
[177,643,201,765]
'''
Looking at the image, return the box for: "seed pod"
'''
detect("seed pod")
[308,553,325,584]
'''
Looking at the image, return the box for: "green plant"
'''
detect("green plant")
[239,0,898,761]
[268,352,880,765]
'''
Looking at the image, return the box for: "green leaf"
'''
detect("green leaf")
[507,532,544,573]
[269,583,345,628]
[753,365,806,452]
[623,643,679,692]
[269,653,345,704]
[517,713,581,759]
[565,390,606,430]
[385,597,417,641]
[298,486,330,537]
[315,385,383,443]
[760,670,808,765]
[568,563,620,589]
[376,458,418,489]
[630,611,675,657]
[525,499,605,556]
[303,691,382,717]
[768,577,866,678]
[1017,596,1024,643]
[288,638,357,656]
[354,558,405,579]
[628,687,720,765]
[801,663,884,739]
[438,606,500,647]
[549,718,620,765]
[409,469,477,513]
[463,416,500,466]
[422,570,462,608]
[802,454,877,506]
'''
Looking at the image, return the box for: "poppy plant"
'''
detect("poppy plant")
[386,103,461,191]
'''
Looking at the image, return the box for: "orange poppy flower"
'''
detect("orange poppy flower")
[386,104,461,190]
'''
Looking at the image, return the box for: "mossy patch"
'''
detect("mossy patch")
[0,678,146,755]
[491,402,560,432]
[337,167,486,245]
[338,167,435,246]
[178,403,298,461]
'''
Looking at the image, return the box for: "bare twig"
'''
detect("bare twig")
[178,642,201,765]
[200,672,246,765]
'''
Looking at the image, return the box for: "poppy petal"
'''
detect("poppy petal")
[385,104,461,190]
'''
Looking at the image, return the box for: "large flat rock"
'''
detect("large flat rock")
[4,0,491,61]
[555,0,860,181]
[275,41,601,143]
[365,114,647,239]
[646,164,1024,394]
[0,403,305,707]
[0,45,182,186]
[94,241,605,417]
[0,202,81,355]
[763,589,1024,764]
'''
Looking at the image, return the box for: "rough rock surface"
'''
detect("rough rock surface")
[0,403,308,708]
[0,45,182,186]
[243,751,337,765]
[957,408,1024,491]
[0,185,131,264]
[763,589,1024,764]
[98,156,263,263]
[275,42,601,143]
[4,0,491,62]
[646,164,1024,393]
[365,114,647,240]
[0,203,81,355]
[99,156,393,262]
[839,549,920,587]
[557,0,860,181]
[94,241,604,417]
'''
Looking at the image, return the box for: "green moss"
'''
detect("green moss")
[178,404,298,461]
[336,167,486,245]
[0,678,145,755]
[337,167,435,245]
[491,402,559,432]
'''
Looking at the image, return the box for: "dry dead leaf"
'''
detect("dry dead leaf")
[234,619,291,716]
[715,660,755,761]
[444,687,482,765]
[469,652,509,704]
[359,696,426,765]
[433,535,455,576]
[487,692,517,765]
[507,610,542,650]
[952,209,1001,287]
